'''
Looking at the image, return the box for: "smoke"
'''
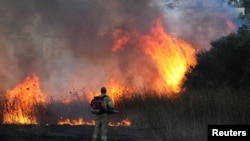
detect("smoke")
[158,0,243,51]
[0,0,243,98]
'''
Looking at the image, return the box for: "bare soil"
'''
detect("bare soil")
[0,124,157,141]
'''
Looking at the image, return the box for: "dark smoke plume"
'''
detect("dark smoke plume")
[0,0,242,98]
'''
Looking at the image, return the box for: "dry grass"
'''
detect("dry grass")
[1,87,250,141]
[116,87,250,141]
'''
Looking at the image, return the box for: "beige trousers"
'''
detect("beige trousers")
[92,113,109,141]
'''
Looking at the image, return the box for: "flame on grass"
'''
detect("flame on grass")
[140,18,197,94]
[57,118,131,127]
[3,74,47,124]
[110,18,197,96]
[57,117,95,126]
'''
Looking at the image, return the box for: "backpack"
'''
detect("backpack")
[90,95,107,114]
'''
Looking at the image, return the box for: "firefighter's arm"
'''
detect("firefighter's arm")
[106,96,118,114]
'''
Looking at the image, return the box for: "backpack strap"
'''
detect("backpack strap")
[100,95,107,108]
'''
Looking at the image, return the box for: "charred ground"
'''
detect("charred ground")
[0,124,156,141]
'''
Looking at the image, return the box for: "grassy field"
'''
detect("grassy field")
[116,87,250,141]
[1,87,250,141]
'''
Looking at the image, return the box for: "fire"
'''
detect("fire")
[224,14,236,33]
[109,118,131,127]
[1,18,198,125]
[111,28,131,51]
[107,78,126,104]
[110,18,197,95]
[57,118,95,126]
[140,18,197,94]
[57,118,131,127]
[106,78,134,104]
[3,74,47,124]
[1,75,131,126]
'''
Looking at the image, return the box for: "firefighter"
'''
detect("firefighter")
[92,87,114,141]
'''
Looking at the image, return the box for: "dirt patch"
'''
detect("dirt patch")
[0,124,158,141]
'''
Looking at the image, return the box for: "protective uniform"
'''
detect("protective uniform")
[92,87,114,141]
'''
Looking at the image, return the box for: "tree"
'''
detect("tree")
[185,25,250,90]
[228,0,250,24]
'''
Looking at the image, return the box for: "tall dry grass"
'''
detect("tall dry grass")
[116,87,250,141]
[1,87,250,140]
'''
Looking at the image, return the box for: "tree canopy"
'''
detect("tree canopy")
[228,0,250,8]
[185,25,250,90]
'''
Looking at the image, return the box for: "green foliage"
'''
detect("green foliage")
[185,25,250,90]
[238,12,245,20]
[228,0,250,8]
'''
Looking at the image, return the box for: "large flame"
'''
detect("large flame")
[110,18,197,95]
[2,18,198,125]
[2,75,131,126]
[106,78,131,104]
[140,18,197,94]
[3,74,47,124]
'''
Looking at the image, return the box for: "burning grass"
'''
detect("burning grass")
[2,75,47,124]
[0,75,250,140]
[1,87,250,141]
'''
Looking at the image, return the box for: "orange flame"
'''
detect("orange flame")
[57,118,95,126]
[2,76,131,127]
[107,78,125,104]
[2,18,198,125]
[3,74,47,124]
[57,118,131,127]
[109,118,131,127]
[111,28,130,51]
[106,78,134,104]
[140,18,197,94]
[110,18,197,95]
